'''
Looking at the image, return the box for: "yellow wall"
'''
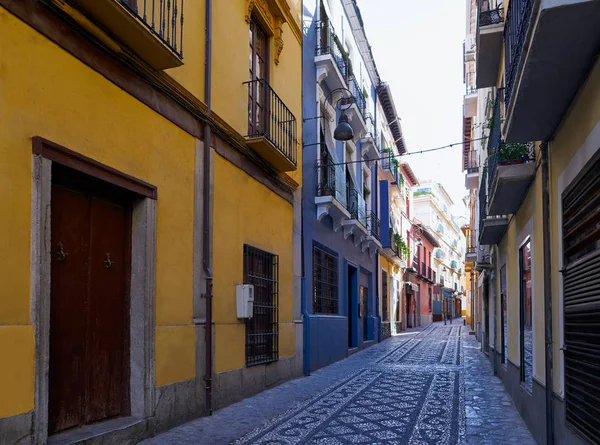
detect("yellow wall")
[495,56,600,393]
[211,1,303,186]
[1,0,303,418]
[212,155,295,373]
[549,58,600,394]
[0,8,196,416]
[164,0,206,101]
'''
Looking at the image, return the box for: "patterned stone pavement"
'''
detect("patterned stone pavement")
[140,321,536,445]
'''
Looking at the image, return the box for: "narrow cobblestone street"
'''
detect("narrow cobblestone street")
[141,321,536,445]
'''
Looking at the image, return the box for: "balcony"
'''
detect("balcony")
[382,230,399,260]
[464,85,478,118]
[379,152,399,184]
[420,262,427,279]
[466,232,477,263]
[66,0,184,70]
[359,134,379,162]
[486,91,536,215]
[479,168,509,245]
[503,0,600,143]
[245,79,298,172]
[315,21,350,92]
[405,274,417,295]
[347,75,368,132]
[464,149,479,190]
[363,211,382,255]
[476,0,504,89]
[315,161,351,230]
[390,169,404,197]
[476,244,493,271]
[341,187,369,245]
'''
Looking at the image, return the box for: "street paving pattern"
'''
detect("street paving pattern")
[141,322,536,445]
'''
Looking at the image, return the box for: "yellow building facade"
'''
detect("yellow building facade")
[0,0,302,443]
[470,0,600,443]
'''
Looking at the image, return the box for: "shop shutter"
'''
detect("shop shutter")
[562,150,600,443]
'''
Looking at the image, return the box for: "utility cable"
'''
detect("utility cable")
[316,136,488,167]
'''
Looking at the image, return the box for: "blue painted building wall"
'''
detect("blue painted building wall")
[302,0,380,374]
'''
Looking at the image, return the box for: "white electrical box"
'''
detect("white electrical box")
[236,284,254,319]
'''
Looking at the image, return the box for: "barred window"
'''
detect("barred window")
[244,245,278,366]
[382,270,389,322]
[313,246,338,314]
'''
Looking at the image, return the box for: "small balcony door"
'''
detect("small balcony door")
[248,18,269,137]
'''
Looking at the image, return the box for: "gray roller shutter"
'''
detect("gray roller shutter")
[562,149,600,444]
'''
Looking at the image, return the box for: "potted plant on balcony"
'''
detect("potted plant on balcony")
[394,234,410,260]
[498,142,530,165]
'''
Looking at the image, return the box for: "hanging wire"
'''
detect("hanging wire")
[316,136,489,167]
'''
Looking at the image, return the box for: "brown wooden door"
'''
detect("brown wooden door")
[49,176,130,434]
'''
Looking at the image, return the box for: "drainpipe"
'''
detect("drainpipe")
[301,16,310,377]
[301,182,310,376]
[541,141,555,445]
[203,0,214,416]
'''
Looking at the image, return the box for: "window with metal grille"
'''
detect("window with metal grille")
[562,150,600,443]
[382,270,389,322]
[313,246,338,314]
[244,245,278,366]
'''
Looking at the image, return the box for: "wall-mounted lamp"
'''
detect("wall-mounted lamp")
[303,87,356,146]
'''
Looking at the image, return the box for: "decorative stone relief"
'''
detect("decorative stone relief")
[246,0,287,64]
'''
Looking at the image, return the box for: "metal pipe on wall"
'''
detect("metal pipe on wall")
[203,0,214,416]
[541,141,555,445]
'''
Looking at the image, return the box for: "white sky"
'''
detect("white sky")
[357,0,468,215]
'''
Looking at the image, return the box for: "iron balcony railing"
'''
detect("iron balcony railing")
[345,187,368,228]
[467,231,477,256]
[504,0,535,107]
[348,75,367,121]
[316,159,345,205]
[245,79,298,166]
[118,0,184,58]
[367,211,380,241]
[486,89,535,194]
[428,266,433,282]
[486,89,503,194]
[466,149,479,174]
[387,231,401,257]
[421,262,427,278]
[433,270,437,283]
[381,152,399,178]
[315,20,350,81]
[479,167,489,239]
[478,0,504,27]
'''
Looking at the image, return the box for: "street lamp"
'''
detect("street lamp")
[333,113,354,141]
[303,87,356,143]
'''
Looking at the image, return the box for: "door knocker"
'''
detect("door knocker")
[56,242,67,263]
[104,253,116,270]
